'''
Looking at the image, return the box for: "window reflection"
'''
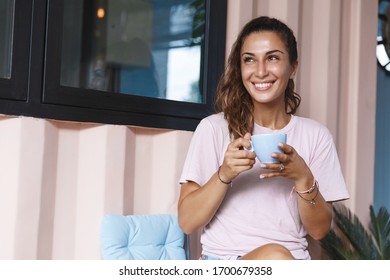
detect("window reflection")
[0,0,14,79]
[61,0,205,103]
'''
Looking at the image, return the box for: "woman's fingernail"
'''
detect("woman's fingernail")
[271,153,277,158]
[259,174,265,179]
[278,142,283,147]
[260,163,266,168]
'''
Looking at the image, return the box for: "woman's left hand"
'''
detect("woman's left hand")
[259,143,313,186]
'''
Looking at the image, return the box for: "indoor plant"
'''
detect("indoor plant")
[320,203,390,259]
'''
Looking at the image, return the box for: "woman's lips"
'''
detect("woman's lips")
[254,82,274,90]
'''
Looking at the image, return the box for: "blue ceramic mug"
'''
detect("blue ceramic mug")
[247,133,287,163]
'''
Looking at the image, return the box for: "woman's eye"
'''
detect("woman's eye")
[243,57,255,63]
[268,55,279,61]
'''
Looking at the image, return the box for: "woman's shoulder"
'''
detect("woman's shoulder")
[293,115,330,132]
[199,112,228,129]
[292,115,334,142]
[203,112,226,122]
[195,113,229,138]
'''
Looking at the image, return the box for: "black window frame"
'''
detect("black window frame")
[0,0,227,131]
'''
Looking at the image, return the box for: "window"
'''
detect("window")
[0,0,31,100]
[0,0,227,131]
[60,0,205,103]
[0,0,226,130]
[0,0,14,79]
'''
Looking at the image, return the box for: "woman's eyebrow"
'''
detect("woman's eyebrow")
[266,49,285,55]
[241,49,285,56]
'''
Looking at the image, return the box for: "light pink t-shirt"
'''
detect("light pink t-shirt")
[180,113,350,260]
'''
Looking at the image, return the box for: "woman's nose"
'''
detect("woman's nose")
[256,61,268,77]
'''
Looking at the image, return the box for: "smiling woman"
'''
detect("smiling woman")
[178,16,349,260]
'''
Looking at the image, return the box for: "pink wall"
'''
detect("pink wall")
[0,116,192,259]
[0,0,378,259]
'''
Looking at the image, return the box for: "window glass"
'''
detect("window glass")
[61,0,205,103]
[0,0,14,79]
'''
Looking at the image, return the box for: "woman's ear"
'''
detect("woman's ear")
[290,61,298,79]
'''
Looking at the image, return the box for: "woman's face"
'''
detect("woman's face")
[240,31,297,108]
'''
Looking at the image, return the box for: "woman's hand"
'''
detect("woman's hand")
[218,133,257,183]
[259,143,313,187]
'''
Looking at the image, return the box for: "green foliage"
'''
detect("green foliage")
[190,0,206,46]
[369,206,390,259]
[321,204,390,259]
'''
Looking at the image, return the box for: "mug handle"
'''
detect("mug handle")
[244,140,254,152]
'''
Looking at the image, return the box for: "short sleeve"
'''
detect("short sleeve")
[179,115,229,187]
[309,126,350,202]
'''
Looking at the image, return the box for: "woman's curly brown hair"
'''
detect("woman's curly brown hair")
[214,16,301,140]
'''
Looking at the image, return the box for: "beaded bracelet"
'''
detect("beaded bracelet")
[217,166,232,185]
[292,179,317,194]
[290,179,319,205]
[296,185,319,205]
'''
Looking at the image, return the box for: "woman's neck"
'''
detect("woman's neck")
[253,106,291,130]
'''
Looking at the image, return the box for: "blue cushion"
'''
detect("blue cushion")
[100,214,187,260]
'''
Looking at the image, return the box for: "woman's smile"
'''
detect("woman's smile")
[254,81,275,91]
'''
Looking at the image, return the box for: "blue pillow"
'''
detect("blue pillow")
[100,214,187,260]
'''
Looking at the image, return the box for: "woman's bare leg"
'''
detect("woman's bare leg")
[240,243,295,260]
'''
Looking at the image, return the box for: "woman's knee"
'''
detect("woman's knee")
[240,243,295,260]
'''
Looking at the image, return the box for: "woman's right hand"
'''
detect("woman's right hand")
[219,132,256,183]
